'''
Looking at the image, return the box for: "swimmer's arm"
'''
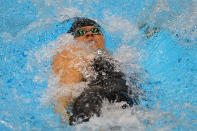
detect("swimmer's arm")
[52,47,94,115]
[52,46,95,84]
[52,49,83,84]
[52,49,84,116]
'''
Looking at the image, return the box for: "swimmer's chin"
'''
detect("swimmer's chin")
[79,41,97,50]
[88,41,97,50]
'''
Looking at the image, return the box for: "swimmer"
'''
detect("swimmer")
[52,17,138,125]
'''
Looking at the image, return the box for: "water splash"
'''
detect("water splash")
[1,0,197,130]
[137,0,197,45]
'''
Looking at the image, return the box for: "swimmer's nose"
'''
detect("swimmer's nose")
[85,31,94,37]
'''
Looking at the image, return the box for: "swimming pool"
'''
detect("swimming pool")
[0,0,196,130]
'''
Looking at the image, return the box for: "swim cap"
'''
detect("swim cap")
[67,17,101,35]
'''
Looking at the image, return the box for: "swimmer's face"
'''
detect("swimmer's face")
[74,26,105,50]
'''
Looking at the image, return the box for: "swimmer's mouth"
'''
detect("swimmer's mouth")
[87,40,96,44]
[87,39,94,42]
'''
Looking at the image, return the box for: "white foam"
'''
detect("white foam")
[73,102,161,131]
[0,120,14,130]
[0,32,14,43]
[137,0,197,45]
[113,45,142,73]
[43,76,88,106]
[103,13,140,43]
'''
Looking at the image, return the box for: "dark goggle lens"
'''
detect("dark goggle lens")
[91,28,100,34]
[76,29,86,36]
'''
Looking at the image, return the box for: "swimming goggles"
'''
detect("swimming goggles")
[74,28,102,37]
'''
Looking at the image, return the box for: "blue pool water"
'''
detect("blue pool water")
[0,0,196,130]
